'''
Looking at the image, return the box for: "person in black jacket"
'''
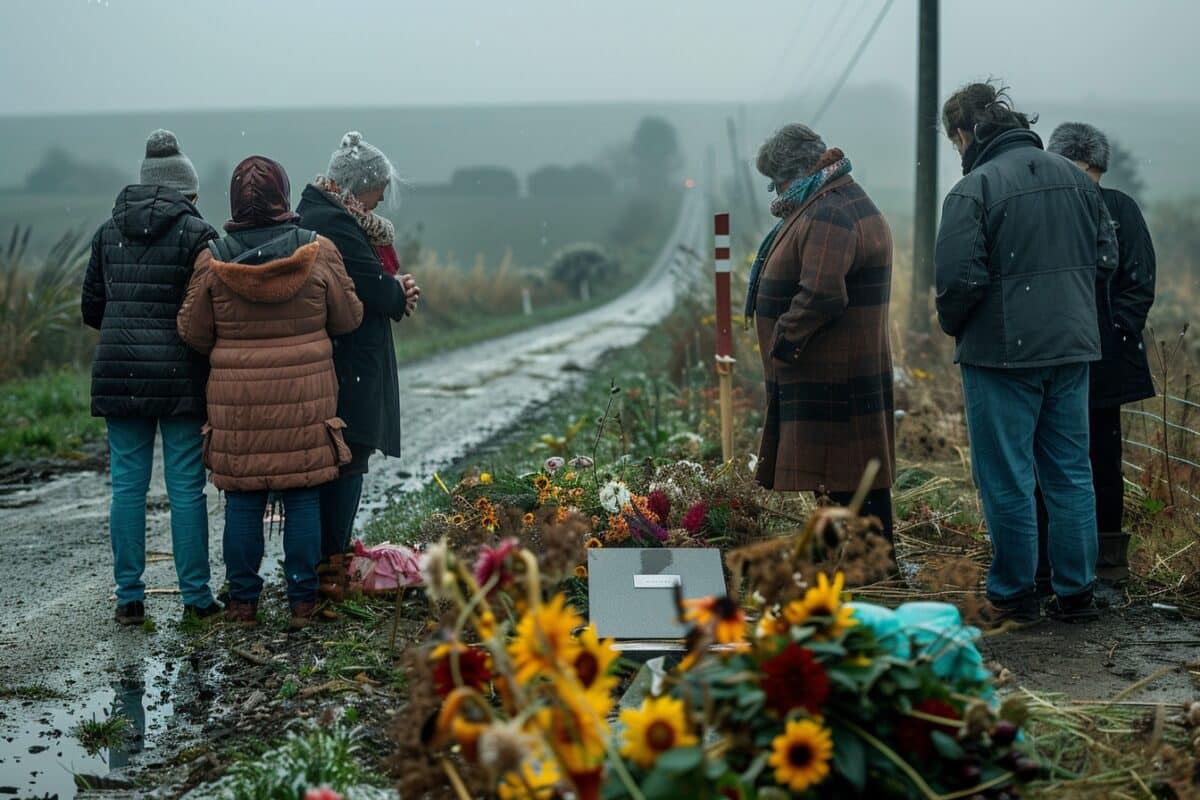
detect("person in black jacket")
[295,131,419,580]
[81,129,221,626]
[934,83,1118,623]
[1034,122,1156,588]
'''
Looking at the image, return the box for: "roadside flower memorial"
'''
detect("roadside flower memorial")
[406,491,1031,800]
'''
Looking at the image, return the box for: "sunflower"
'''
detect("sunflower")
[533,688,610,779]
[683,596,748,647]
[534,474,552,491]
[523,512,536,526]
[755,607,789,640]
[449,513,467,526]
[568,626,617,714]
[508,594,583,684]
[475,496,493,511]
[619,695,698,769]
[584,537,603,550]
[573,565,588,579]
[768,718,834,793]
[783,572,857,637]
[496,755,561,800]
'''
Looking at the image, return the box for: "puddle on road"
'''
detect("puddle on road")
[0,648,214,798]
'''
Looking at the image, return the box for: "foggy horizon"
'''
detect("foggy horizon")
[2,0,1198,116]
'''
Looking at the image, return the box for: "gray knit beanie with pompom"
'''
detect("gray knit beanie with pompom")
[1047,122,1110,173]
[139,129,199,196]
[326,131,395,195]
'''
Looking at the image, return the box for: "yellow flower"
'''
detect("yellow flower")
[584,537,602,550]
[563,471,577,482]
[533,689,609,777]
[508,594,583,684]
[523,512,536,526]
[497,756,561,800]
[480,472,494,484]
[450,513,466,526]
[573,564,588,579]
[475,496,492,511]
[534,474,551,491]
[784,572,857,637]
[569,626,617,714]
[555,505,569,523]
[683,596,748,647]
[755,607,790,639]
[768,718,833,793]
[619,695,697,769]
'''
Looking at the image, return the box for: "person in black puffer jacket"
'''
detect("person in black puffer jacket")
[81,129,221,626]
[935,82,1118,624]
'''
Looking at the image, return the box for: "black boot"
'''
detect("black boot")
[1095,530,1132,584]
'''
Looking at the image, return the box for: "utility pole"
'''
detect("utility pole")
[910,0,939,335]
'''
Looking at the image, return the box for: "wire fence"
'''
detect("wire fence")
[1121,387,1200,513]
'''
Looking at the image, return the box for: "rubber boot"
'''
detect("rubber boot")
[1095,531,1132,584]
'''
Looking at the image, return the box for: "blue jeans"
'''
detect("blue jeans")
[961,363,1097,603]
[107,417,213,607]
[223,489,320,605]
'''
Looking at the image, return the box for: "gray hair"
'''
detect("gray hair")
[1047,122,1110,173]
[756,124,827,186]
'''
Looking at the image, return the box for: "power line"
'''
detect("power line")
[755,0,818,104]
[781,0,861,106]
[810,0,897,125]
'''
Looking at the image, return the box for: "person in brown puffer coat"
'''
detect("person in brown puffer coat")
[178,155,363,628]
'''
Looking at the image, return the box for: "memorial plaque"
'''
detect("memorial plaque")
[587,547,725,641]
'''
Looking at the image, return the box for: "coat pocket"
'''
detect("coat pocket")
[325,418,352,466]
[200,423,214,469]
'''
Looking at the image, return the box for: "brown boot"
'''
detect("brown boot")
[224,599,259,625]
[1096,531,1132,584]
[288,600,317,630]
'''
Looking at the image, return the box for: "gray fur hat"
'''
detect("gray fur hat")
[327,131,396,195]
[139,129,199,195]
[1047,122,1110,173]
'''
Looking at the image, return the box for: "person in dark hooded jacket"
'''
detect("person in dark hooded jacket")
[295,131,419,594]
[934,82,1118,623]
[81,129,220,626]
[1034,122,1156,590]
[178,156,363,629]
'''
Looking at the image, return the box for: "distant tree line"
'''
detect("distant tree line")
[19,115,686,200]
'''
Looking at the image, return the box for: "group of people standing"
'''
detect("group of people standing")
[83,129,417,628]
[749,80,1155,623]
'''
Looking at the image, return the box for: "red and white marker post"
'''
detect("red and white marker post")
[714,212,735,463]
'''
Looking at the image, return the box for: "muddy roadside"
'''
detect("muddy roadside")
[0,193,707,798]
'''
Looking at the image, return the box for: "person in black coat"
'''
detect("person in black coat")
[81,129,221,625]
[295,131,419,574]
[1035,122,1157,587]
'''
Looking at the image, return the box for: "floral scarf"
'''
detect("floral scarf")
[313,174,395,247]
[743,148,852,323]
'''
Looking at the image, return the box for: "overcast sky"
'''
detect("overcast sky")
[0,0,1196,114]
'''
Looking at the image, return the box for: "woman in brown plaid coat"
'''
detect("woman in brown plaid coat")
[747,124,896,540]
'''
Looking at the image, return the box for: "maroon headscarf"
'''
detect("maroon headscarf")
[224,155,301,232]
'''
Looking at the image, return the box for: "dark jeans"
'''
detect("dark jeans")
[319,444,372,559]
[1036,404,1124,585]
[822,488,894,544]
[224,488,321,604]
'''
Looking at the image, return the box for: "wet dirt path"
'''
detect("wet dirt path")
[0,193,707,797]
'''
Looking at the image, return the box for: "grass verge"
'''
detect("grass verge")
[0,368,102,462]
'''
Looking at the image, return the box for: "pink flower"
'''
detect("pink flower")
[544,456,566,474]
[646,490,671,525]
[474,537,520,591]
[304,788,343,800]
[682,502,708,535]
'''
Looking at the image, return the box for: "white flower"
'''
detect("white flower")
[543,456,565,475]
[747,453,760,472]
[568,455,594,469]
[598,480,632,513]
